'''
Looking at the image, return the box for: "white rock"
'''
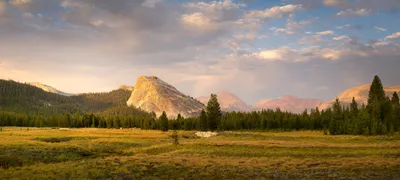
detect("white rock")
[195,131,218,138]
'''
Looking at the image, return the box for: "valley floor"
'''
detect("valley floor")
[0,127,399,180]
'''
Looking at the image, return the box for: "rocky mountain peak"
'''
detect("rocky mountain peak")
[126,76,204,118]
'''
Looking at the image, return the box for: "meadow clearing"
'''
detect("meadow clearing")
[0,127,399,180]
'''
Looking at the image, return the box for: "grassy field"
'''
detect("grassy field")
[0,127,399,180]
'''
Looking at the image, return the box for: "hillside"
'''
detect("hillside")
[72,89,133,113]
[0,80,81,114]
[0,79,149,116]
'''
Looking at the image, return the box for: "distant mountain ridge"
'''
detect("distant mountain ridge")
[253,95,325,113]
[196,91,253,112]
[27,82,73,96]
[318,84,400,110]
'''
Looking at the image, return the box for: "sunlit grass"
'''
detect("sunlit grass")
[0,127,399,179]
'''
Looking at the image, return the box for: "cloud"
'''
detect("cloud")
[251,46,342,62]
[317,30,334,36]
[324,0,348,7]
[271,27,294,35]
[336,24,363,30]
[374,26,387,31]
[9,0,32,6]
[346,0,400,14]
[0,0,5,15]
[0,0,399,104]
[184,0,246,22]
[333,35,350,41]
[292,0,321,9]
[386,32,400,39]
[182,12,213,28]
[325,0,400,15]
[185,0,246,10]
[245,4,302,20]
[298,35,326,44]
[141,0,162,8]
[254,47,297,61]
[337,9,371,17]
[285,17,318,33]
[233,32,257,42]
[245,38,400,63]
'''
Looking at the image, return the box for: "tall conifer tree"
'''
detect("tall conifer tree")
[199,110,208,131]
[159,111,169,132]
[206,94,222,131]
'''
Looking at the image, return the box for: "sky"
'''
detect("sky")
[0,0,400,104]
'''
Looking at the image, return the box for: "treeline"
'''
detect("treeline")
[157,75,400,135]
[0,76,399,136]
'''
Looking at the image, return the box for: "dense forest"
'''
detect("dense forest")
[0,76,399,135]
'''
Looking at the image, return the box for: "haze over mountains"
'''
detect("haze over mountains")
[5,76,399,116]
[196,91,253,112]
[319,84,400,110]
[253,95,325,113]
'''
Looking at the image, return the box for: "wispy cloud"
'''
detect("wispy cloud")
[317,30,334,36]
[333,36,350,41]
[337,9,371,17]
[374,26,387,31]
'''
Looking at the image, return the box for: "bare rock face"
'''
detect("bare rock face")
[253,95,324,113]
[126,76,205,118]
[196,90,253,112]
[319,84,400,110]
[27,82,72,96]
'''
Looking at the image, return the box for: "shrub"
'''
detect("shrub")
[0,155,24,169]
[170,131,179,145]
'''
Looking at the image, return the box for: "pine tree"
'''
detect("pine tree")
[391,92,400,131]
[176,113,184,130]
[61,113,70,127]
[367,75,386,120]
[329,99,342,135]
[159,111,169,132]
[392,92,400,106]
[199,110,208,131]
[350,97,359,116]
[206,94,222,131]
[34,115,41,128]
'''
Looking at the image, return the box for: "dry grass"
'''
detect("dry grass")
[0,127,399,179]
